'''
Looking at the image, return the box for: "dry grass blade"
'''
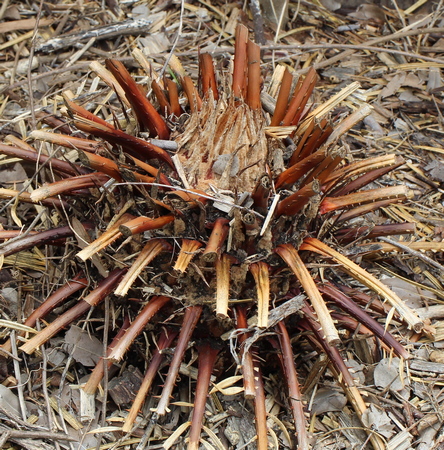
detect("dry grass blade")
[301,237,425,332]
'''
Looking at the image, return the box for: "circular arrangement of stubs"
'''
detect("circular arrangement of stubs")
[0,24,426,450]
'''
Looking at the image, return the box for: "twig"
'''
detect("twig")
[28,0,44,131]
[5,26,444,95]
[0,0,10,20]
[377,237,444,274]
[36,18,155,53]
[10,331,28,421]
[0,425,76,442]
[0,209,45,250]
[159,0,185,79]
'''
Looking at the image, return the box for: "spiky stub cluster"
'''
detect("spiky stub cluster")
[0,25,426,450]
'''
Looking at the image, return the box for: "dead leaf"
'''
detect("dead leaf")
[424,160,444,183]
[0,384,21,416]
[0,163,28,188]
[381,277,433,309]
[362,404,395,438]
[311,388,347,414]
[374,357,408,391]
[63,325,103,367]
[348,4,386,23]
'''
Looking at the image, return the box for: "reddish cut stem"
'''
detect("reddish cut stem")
[318,283,410,359]
[288,118,315,166]
[1,273,88,354]
[201,218,230,262]
[36,110,73,135]
[188,342,220,450]
[151,79,171,116]
[77,151,122,181]
[333,199,402,223]
[215,254,232,318]
[276,321,309,450]
[173,239,202,273]
[76,213,134,262]
[275,180,320,217]
[300,310,355,386]
[64,97,112,129]
[0,189,68,209]
[236,305,256,399]
[199,53,218,100]
[115,239,172,297]
[246,40,261,110]
[31,172,110,202]
[122,328,178,432]
[320,186,411,215]
[270,68,293,126]
[332,157,405,197]
[0,222,94,258]
[253,361,268,450]
[105,59,170,139]
[20,269,126,354]
[250,262,270,328]
[282,68,318,126]
[275,146,327,189]
[128,155,171,186]
[275,244,340,346]
[302,147,341,187]
[182,76,202,113]
[83,315,131,395]
[251,174,271,214]
[232,24,249,100]
[334,222,416,243]
[166,78,182,117]
[73,120,174,169]
[0,143,87,177]
[30,130,108,153]
[108,296,171,361]
[119,215,174,238]
[297,120,331,162]
[156,305,203,415]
